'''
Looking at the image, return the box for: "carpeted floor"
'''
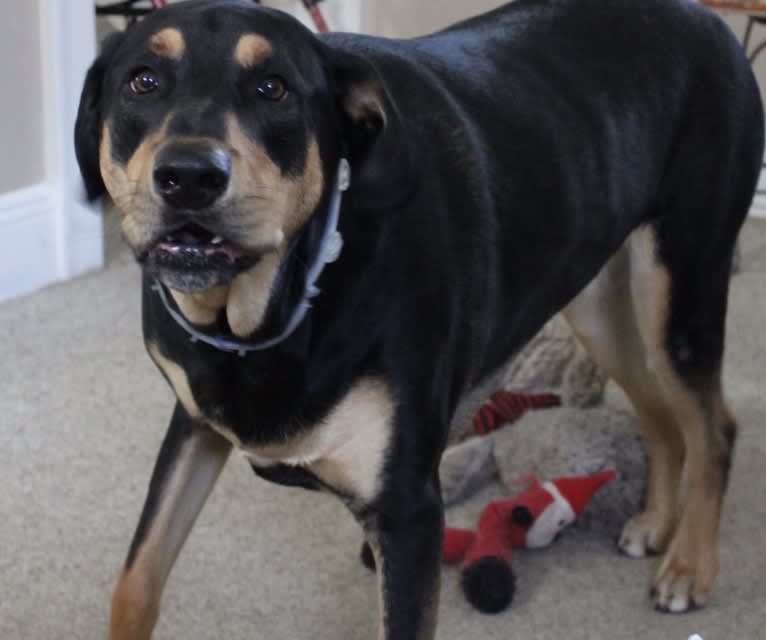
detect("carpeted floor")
[1,219,764,640]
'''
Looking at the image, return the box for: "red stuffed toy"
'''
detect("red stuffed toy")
[443,470,617,613]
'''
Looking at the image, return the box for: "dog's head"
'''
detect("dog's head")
[76,0,413,294]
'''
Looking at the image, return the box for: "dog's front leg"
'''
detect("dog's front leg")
[362,478,443,640]
[109,403,231,640]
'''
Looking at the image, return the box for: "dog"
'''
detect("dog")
[74,0,763,637]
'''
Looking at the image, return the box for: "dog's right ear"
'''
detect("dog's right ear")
[74,33,124,201]
[324,47,419,212]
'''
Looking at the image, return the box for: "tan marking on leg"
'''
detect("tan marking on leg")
[626,226,729,611]
[109,429,230,640]
[147,342,202,419]
[169,285,230,327]
[650,372,730,610]
[617,399,683,556]
[234,33,273,68]
[149,28,185,60]
[565,232,684,557]
[245,378,395,501]
[226,249,283,337]
[110,565,160,640]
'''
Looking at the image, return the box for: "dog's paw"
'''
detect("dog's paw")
[650,533,717,613]
[618,511,674,558]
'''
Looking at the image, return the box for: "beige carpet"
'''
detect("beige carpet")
[1,219,764,640]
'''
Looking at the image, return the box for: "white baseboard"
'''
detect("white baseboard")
[751,194,766,218]
[0,180,104,304]
[0,184,60,302]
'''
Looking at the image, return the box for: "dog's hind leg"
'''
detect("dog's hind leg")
[565,236,686,558]
[565,218,741,612]
[109,404,231,640]
[626,219,744,612]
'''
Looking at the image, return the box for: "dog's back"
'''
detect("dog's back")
[323,0,763,375]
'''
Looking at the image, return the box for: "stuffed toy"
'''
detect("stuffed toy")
[443,471,617,613]
[441,314,648,541]
[464,389,561,438]
[442,315,610,506]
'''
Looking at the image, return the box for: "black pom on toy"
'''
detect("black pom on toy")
[461,556,516,613]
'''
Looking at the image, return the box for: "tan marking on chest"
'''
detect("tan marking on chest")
[147,342,202,419]
[246,379,395,500]
[234,34,273,68]
[165,249,284,337]
[226,250,283,337]
[149,28,185,60]
[147,342,393,500]
[169,285,230,327]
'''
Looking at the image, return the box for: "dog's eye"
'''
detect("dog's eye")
[130,68,160,95]
[257,76,287,101]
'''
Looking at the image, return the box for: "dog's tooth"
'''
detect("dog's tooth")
[211,235,224,245]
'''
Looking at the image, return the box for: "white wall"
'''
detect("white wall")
[361,0,504,37]
[0,0,102,303]
[271,0,363,32]
[0,1,46,193]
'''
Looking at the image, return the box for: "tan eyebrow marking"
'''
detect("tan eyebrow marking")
[234,33,273,68]
[149,28,185,60]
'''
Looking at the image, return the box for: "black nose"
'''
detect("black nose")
[153,143,231,210]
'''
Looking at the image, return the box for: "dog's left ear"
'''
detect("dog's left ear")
[74,33,124,201]
[328,50,418,212]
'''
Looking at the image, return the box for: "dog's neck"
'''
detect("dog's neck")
[153,158,350,357]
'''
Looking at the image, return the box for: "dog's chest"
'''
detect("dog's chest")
[147,341,395,501]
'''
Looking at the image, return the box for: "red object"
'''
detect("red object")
[306,4,329,32]
[442,528,476,564]
[550,471,617,516]
[443,471,617,612]
[472,390,560,436]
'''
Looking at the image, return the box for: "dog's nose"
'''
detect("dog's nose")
[153,143,231,210]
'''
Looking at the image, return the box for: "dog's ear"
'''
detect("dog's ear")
[74,33,124,201]
[329,50,418,211]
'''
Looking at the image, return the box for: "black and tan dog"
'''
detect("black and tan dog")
[75,0,763,637]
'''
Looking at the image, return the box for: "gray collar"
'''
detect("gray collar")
[152,158,351,357]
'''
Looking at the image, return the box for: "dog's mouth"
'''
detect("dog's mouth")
[142,223,261,293]
[152,224,248,263]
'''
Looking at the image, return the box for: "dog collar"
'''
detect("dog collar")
[152,158,351,357]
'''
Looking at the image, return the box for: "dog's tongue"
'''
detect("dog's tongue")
[209,244,246,261]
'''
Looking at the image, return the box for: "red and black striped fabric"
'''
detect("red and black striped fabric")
[472,390,560,436]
